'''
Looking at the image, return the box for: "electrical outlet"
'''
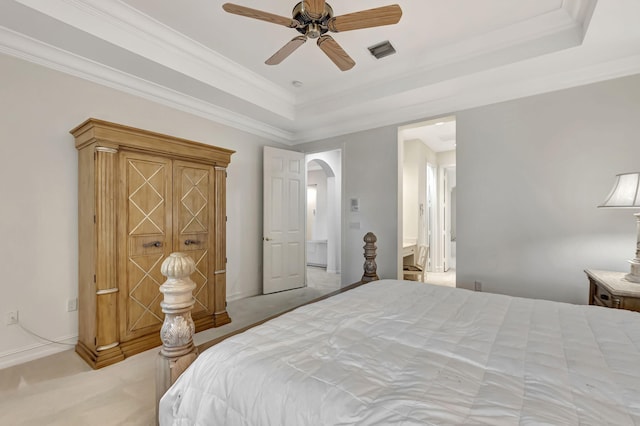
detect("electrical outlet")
[6,310,18,325]
[474,281,482,292]
[67,298,78,312]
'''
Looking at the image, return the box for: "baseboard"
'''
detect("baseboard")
[0,334,77,370]
[226,290,257,302]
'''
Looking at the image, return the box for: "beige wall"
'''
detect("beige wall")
[0,53,281,367]
[456,73,640,303]
[298,127,399,285]
[402,140,422,243]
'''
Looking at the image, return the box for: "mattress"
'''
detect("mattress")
[159,280,640,425]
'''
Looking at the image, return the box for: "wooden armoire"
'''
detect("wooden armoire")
[71,118,234,369]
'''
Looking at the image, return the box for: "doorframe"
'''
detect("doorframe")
[304,147,344,285]
[397,115,457,279]
[441,165,456,272]
[425,161,437,272]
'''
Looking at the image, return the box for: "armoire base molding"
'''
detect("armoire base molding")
[75,314,226,368]
[212,312,232,327]
[75,341,125,370]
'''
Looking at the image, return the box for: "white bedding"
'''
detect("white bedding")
[159,280,640,425]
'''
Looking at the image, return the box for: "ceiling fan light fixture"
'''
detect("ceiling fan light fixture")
[368,40,396,59]
[222,2,402,71]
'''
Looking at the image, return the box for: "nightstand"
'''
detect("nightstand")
[585,269,640,313]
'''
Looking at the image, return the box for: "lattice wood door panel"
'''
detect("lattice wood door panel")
[119,152,172,341]
[174,161,215,317]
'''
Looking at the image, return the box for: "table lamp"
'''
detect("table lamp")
[598,172,640,283]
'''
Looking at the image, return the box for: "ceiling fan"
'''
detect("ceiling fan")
[222,1,403,71]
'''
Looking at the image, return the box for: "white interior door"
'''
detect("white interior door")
[263,146,306,294]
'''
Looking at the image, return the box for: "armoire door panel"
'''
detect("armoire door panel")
[126,252,165,332]
[182,246,210,316]
[125,159,170,236]
[176,163,211,234]
[119,152,173,342]
[174,161,215,315]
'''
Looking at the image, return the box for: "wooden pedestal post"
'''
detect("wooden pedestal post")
[361,232,379,283]
[155,253,199,424]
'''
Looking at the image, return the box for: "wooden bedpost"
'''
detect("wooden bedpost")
[156,253,199,423]
[361,232,379,283]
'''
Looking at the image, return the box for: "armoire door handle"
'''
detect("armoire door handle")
[185,239,201,246]
[143,241,162,248]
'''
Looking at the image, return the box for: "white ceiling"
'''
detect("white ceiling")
[1,0,639,145]
[400,117,457,153]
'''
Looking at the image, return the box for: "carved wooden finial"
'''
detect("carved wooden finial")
[158,253,197,358]
[157,253,200,422]
[361,232,379,283]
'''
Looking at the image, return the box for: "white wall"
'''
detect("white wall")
[402,140,421,243]
[0,53,280,368]
[457,73,640,303]
[438,150,456,167]
[307,170,329,240]
[299,128,399,286]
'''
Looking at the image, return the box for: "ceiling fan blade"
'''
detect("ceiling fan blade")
[302,0,326,20]
[317,35,355,71]
[222,3,299,28]
[265,36,307,65]
[328,4,402,32]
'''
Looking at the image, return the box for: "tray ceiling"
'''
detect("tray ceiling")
[1,0,639,144]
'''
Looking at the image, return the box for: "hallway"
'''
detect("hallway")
[307,266,341,291]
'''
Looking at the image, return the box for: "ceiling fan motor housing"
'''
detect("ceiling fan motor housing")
[293,2,334,38]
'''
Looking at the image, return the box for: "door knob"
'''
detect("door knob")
[264,237,272,241]
[143,241,162,248]
[184,239,201,246]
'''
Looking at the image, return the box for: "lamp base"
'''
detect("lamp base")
[625,259,640,283]
[625,273,640,283]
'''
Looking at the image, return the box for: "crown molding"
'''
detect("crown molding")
[14,0,296,121]
[562,0,598,37]
[296,1,595,113]
[0,26,295,144]
[3,0,635,147]
[292,51,640,144]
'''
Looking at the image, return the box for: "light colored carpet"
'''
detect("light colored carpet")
[0,269,341,426]
[424,268,457,287]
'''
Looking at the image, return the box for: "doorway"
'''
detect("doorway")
[398,117,456,287]
[305,150,342,291]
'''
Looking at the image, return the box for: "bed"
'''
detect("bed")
[156,235,640,425]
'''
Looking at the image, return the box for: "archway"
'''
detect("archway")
[306,152,341,288]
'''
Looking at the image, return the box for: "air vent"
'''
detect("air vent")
[368,40,396,59]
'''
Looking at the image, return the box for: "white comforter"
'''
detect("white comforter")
[159,280,640,425]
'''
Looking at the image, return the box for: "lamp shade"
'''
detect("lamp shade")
[599,172,640,208]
